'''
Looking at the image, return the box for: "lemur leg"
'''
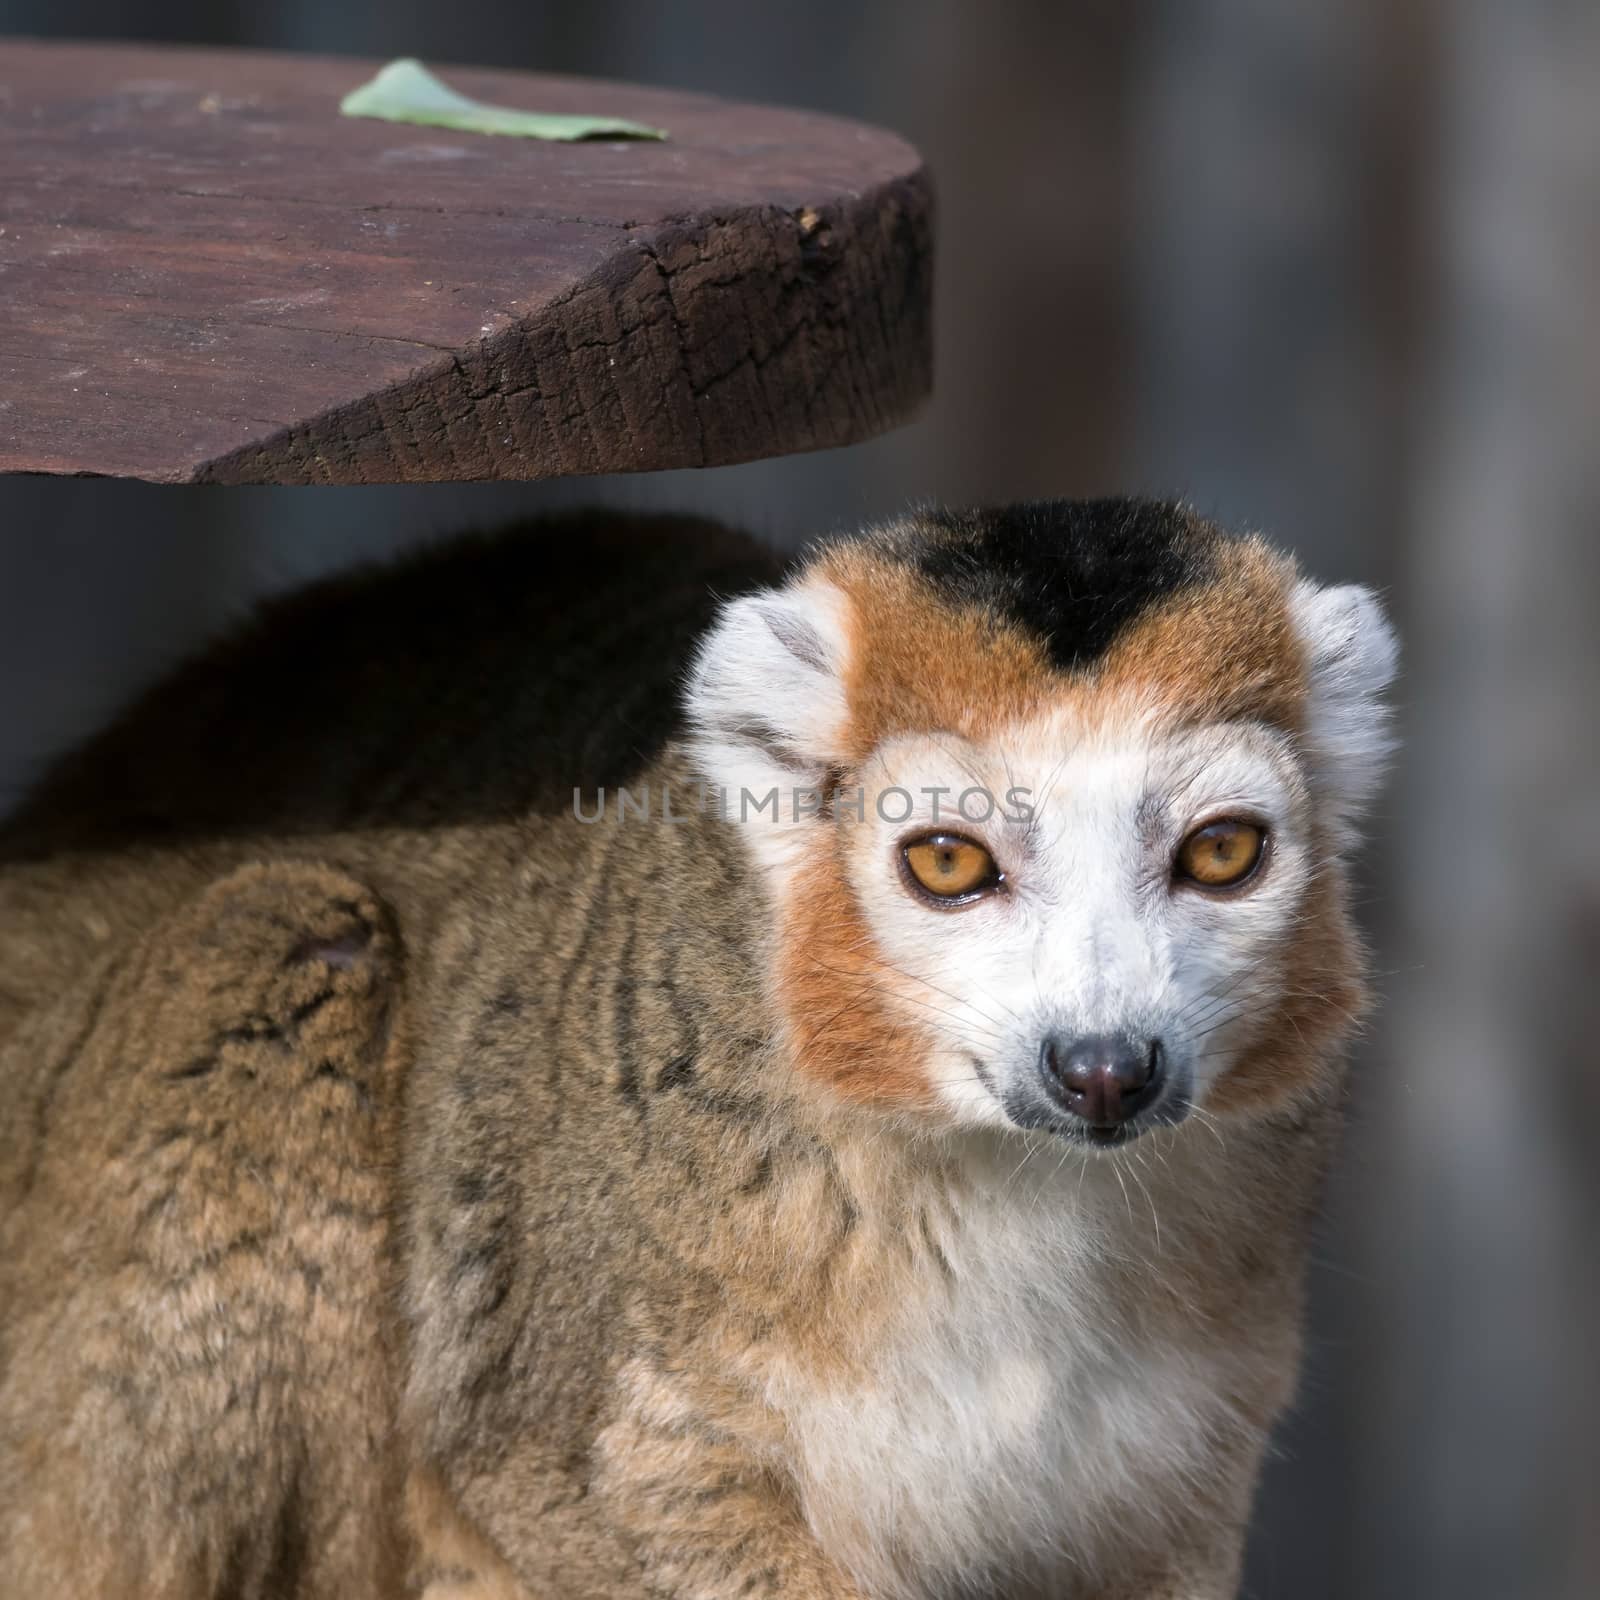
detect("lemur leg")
[414,1462,867,1600]
[0,862,408,1599]
[588,1372,869,1600]
[412,1377,868,1600]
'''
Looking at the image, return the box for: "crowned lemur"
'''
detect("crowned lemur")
[0,500,1396,1599]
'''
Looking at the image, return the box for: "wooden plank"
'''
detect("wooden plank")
[0,40,933,484]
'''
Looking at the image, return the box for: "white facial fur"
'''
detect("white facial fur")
[842,712,1314,1128]
[686,570,1396,1137]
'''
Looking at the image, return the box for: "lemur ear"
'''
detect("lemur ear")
[685,576,852,804]
[1288,579,1399,838]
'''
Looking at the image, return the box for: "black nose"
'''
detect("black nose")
[1039,1033,1162,1127]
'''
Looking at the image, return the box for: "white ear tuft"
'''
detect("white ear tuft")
[1289,580,1399,842]
[684,578,852,857]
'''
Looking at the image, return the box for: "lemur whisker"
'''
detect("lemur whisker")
[1110,1159,1136,1234]
[1127,1158,1162,1253]
[860,951,1026,1028]
[817,932,1027,1030]
[1186,1105,1230,1152]
[798,959,1014,1045]
[1175,963,1264,1025]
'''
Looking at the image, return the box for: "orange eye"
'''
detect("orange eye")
[902,834,1001,901]
[1175,820,1266,889]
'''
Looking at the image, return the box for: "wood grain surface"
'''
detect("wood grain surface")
[0,41,933,484]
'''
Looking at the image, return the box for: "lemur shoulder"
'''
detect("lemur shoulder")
[0,500,1396,1599]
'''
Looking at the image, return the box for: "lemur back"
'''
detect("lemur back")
[0,513,779,1044]
[0,502,1395,1600]
[0,513,777,1598]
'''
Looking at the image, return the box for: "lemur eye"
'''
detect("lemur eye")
[1174,820,1266,889]
[902,834,1001,902]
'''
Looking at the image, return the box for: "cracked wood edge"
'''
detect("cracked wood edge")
[196,178,932,485]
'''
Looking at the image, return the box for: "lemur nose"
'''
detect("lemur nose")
[1040,1034,1162,1127]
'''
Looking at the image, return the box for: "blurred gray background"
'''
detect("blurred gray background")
[2,3,1596,1596]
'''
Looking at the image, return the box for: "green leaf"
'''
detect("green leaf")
[339,59,667,142]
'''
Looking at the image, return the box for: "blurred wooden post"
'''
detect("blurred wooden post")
[1135,2,1598,1595]
[1376,3,1600,1597]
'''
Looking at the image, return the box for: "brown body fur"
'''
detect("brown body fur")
[0,512,1357,1598]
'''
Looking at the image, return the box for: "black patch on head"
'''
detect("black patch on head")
[902,498,1219,672]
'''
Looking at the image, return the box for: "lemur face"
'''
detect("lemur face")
[831,715,1312,1145]
[688,501,1395,1147]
